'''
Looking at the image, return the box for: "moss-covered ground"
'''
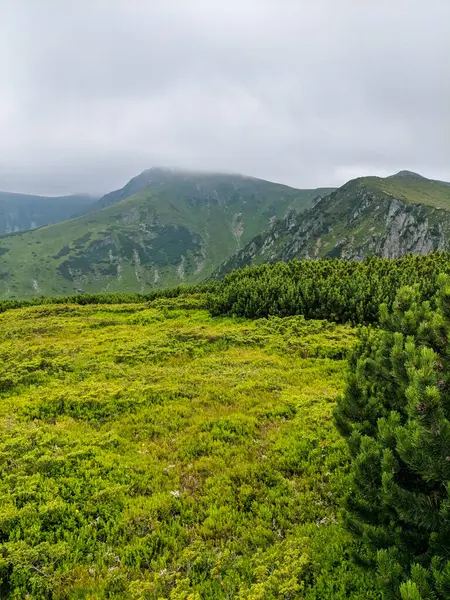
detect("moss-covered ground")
[0,295,378,599]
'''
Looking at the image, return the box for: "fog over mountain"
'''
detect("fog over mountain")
[0,0,449,195]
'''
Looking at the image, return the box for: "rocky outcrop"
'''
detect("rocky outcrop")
[215,181,450,277]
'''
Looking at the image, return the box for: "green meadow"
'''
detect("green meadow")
[0,294,378,599]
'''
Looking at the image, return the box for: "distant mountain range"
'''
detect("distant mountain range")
[0,168,332,298]
[0,192,97,234]
[1,167,450,299]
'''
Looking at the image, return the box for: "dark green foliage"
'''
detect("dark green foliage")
[72,233,92,247]
[208,253,450,324]
[334,278,450,599]
[117,225,203,267]
[59,254,95,280]
[52,245,71,259]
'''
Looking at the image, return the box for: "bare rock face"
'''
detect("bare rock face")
[377,201,438,258]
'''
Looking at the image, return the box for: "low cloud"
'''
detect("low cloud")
[0,0,449,194]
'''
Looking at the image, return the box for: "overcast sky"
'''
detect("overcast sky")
[0,0,449,195]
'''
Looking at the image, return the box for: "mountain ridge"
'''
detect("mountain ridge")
[2,167,450,299]
[0,170,333,298]
[213,171,450,276]
[0,191,98,234]
[95,167,315,209]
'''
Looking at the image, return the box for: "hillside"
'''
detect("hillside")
[0,169,332,299]
[2,255,450,598]
[0,191,97,234]
[214,171,450,276]
[0,294,380,599]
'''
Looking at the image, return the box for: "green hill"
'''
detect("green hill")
[0,169,332,299]
[214,171,450,276]
[0,191,97,234]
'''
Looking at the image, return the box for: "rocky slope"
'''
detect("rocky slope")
[0,169,332,298]
[0,192,97,234]
[214,171,450,277]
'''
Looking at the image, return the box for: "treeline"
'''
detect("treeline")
[207,253,450,324]
[0,281,219,314]
[5,254,450,326]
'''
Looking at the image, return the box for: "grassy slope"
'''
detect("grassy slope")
[362,172,450,209]
[0,175,332,299]
[0,296,378,599]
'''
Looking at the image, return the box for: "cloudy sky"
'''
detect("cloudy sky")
[0,0,449,195]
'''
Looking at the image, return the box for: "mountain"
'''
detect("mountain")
[0,192,97,234]
[94,167,189,209]
[0,169,333,298]
[214,171,450,276]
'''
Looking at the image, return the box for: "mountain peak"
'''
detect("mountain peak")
[389,170,427,180]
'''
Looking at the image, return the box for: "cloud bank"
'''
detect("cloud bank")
[0,0,449,194]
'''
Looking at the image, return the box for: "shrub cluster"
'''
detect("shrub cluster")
[208,253,450,324]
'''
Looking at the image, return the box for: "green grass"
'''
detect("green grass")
[359,172,450,209]
[0,295,378,599]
